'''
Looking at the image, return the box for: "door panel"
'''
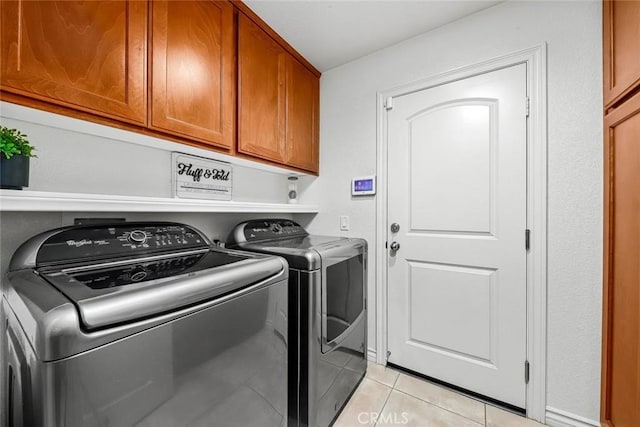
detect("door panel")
[408,100,496,234]
[237,14,287,163]
[602,90,640,427]
[387,64,527,407]
[604,0,640,107]
[286,56,319,172]
[150,0,234,148]
[408,262,495,362]
[0,0,146,124]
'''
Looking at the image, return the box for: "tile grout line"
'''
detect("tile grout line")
[390,372,400,388]
[484,403,487,427]
[484,403,487,426]
[373,381,395,427]
[365,370,401,389]
[391,389,484,426]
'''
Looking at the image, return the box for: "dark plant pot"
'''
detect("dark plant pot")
[1,154,30,190]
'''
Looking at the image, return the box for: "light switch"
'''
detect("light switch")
[340,215,349,231]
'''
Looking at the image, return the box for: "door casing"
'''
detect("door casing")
[375,44,548,423]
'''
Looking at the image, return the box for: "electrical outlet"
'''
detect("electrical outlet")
[340,215,349,231]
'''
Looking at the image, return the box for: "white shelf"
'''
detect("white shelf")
[0,190,319,213]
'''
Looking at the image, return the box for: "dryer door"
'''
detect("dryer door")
[320,240,366,353]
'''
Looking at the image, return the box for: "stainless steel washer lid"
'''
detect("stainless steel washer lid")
[40,252,285,330]
[9,222,288,330]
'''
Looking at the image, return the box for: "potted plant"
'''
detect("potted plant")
[1,125,36,190]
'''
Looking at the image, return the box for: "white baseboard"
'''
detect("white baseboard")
[367,347,377,362]
[545,407,600,427]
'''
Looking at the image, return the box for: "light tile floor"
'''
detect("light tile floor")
[334,363,547,427]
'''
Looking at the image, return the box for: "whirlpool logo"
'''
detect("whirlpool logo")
[66,239,92,247]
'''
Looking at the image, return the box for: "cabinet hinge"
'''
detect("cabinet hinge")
[525,229,531,251]
[524,360,530,384]
[385,96,393,110]
[525,97,530,117]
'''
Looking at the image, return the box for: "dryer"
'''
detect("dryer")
[228,219,367,427]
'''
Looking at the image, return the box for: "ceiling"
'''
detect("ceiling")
[244,0,503,72]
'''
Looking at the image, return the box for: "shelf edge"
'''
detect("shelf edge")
[0,190,319,213]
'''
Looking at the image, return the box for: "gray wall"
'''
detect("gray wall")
[302,0,602,423]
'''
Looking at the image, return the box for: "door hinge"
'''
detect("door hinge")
[385,96,393,110]
[524,360,530,384]
[525,229,531,251]
[525,97,530,117]
[385,241,388,249]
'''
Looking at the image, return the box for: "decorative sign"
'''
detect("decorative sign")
[172,153,232,200]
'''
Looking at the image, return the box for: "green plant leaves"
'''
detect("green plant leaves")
[0,126,36,159]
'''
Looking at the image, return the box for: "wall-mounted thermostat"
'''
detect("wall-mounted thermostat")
[352,176,376,196]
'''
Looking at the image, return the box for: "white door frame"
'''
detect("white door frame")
[375,44,548,423]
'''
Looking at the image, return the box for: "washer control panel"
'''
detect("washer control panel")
[35,222,210,266]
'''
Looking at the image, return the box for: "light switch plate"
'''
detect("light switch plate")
[340,215,349,231]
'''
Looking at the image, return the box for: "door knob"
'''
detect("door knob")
[389,241,400,251]
[390,223,400,233]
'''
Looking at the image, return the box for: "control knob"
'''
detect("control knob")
[129,230,148,244]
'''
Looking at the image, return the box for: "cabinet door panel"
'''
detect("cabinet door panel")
[150,0,234,149]
[602,91,640,427]
[286,57,319,173]
[237,14,287,163]
[0,0,146,124]
[604,0,640,107]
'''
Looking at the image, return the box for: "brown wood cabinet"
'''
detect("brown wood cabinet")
[237,11,320,173]
[601,1,640,426]
[603,0,640,108]
[0,0,147,124]
[285,56,319,172]
[150,0,235,149]
[237,13,287,163]
[602,90,640,427]
[1,0,320,174]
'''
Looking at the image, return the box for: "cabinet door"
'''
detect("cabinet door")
[286,57,319,173]
[602,91,640,427]
[0,0,146,124]
[604,0,640,107]
[237,13,287,163]
[150,0,234,149]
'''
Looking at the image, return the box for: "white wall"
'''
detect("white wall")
[0,102,295,202]
[304,0,602,423]
[0,103,302,276]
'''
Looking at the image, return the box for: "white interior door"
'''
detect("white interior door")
[386,64,528,408]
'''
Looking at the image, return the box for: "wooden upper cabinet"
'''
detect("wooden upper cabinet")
[604,0,640,108]
[0,0,146,124]
[237,13,287,163]
[150,0,235,149]
[237,12,320,173]
[286,57,319,172]
[1,0,319,172]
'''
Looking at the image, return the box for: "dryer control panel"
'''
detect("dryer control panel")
[238,219,307,242]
